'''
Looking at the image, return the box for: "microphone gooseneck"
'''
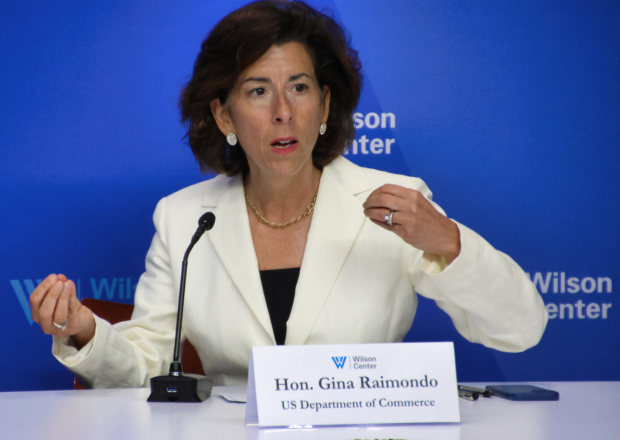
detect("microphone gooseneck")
[172,212,217,371]
[148,212,216,402]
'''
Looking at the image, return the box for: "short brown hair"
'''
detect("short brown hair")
[179,0,363,176]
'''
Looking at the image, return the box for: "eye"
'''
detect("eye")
[293,84,308,93]
[251,87,266,96]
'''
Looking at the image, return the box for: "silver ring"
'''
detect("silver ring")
[385,210,394,226]
[52,320,68,331]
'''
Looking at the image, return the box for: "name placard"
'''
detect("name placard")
[245,342,460,427]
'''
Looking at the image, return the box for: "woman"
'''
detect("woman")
[30,0,547,388]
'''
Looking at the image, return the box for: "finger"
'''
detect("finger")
[29,274,58,322]
[363,184,409,201]
[38,281,65,333]
[69,284,82,315]
[364,184,429,209]
[366,205,409,226]
[57,274,68,282]
[368,209,409,231]
[53,282,71,331]
[364,207,395,224]
[378,184,415,198]
[363,192,411,212]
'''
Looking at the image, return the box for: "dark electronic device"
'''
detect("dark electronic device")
[485,385,559,401]
[458,385,493,398]
[148,212,216,403]
[458,389,479,401]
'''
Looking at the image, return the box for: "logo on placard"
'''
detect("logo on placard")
[331,356,347,369]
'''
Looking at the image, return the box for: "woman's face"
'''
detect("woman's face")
[211,42,330,180]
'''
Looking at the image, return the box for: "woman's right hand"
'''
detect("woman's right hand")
[30,274,96,349]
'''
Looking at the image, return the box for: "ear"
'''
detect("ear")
[210,98,235,135]
[321,85,331,123]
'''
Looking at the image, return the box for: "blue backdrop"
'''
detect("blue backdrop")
[1,0,618,391]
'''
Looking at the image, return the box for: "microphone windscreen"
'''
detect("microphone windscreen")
[198,212,216,231]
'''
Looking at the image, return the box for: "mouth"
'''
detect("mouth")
[270,138,299,155]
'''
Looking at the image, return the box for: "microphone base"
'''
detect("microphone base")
[147,374,213,402]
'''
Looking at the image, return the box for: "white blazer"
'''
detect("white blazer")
[54,157,548,387]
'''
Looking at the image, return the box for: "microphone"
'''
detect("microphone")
[148,212,216,402]
[190,212,216,247]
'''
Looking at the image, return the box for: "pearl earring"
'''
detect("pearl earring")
[319,123,327,135]
[226,133,237,146]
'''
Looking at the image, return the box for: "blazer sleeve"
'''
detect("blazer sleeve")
[406,183,548,353]
[51,197,179,388]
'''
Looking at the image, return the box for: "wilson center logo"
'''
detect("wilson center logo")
[345,111,396,155]
[527,272,614,321]
[332,356,347,369]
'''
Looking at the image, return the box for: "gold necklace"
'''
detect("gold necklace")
[245,190,318,229]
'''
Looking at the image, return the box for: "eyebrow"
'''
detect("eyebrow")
[243,73,311,84]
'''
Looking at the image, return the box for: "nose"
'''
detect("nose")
[273,92,293,124]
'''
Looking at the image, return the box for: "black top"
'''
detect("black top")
[259,267,300,345]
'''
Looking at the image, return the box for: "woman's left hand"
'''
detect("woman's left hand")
[363,184,461,264]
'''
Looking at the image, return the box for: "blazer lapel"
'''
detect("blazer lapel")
[202,175,275,342]
[286,157,371,345]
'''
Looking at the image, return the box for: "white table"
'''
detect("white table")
[1,382,618,439]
